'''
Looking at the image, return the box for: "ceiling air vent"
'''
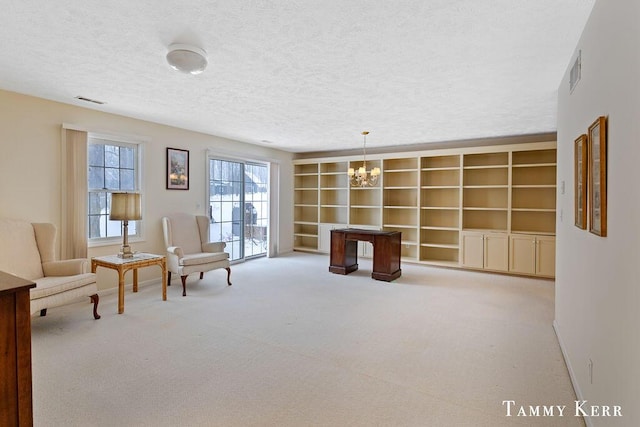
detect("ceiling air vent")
[75,96,105,105]
[569,50,581,93]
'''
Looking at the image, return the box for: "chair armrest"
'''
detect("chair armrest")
[202,242,226,253]
[167,246,184,258]
[42,259,90,276]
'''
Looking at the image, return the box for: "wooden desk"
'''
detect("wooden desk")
[0,271,36,427]
[329,229,401,282]
[91,253,167,314]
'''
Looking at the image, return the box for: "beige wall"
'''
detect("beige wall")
[0,89,294,290]
[556,0,640,425]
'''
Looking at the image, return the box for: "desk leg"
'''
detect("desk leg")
[117,268,125,314]
[161,260,167,301]
[329,235,358,275]
[133,269,138,293]
[371,235,402,282]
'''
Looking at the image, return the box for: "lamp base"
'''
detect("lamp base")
[117,245,135,259]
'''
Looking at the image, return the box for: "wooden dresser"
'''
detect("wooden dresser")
[0,271,35,427]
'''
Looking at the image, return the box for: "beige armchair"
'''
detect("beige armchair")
[0,219,100,319]
[162,213,231,296]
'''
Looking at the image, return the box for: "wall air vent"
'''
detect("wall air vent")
[75,96,106,105]
[569,50,581,93]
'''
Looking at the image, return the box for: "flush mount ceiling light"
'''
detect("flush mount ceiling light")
[166,43,208,75]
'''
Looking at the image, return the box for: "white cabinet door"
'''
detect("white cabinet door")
[535,236,556,277]
[461,231,508,271]
[484,233,509,272]
[509,234,536,275]
[509,234,555,277]
[461,232,484,269]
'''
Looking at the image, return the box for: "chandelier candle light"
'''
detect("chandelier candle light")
[348,131,380,187]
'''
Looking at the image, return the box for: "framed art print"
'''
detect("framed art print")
[588,116,607,236]
[166,147,189,190]
[574,134,587,229]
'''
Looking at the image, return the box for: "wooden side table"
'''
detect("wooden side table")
[0,271,36,427]
[91,253,167,314]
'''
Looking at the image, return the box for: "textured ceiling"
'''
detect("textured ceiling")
[0,0,594,153]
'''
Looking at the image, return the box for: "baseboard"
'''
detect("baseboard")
[553,320,593,427]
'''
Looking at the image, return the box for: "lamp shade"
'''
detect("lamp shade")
[110,193,142,221]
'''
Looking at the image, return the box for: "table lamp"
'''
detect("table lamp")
[110,192,142,258]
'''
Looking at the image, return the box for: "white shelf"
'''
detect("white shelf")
[512,185,556,189]
[463,165,508,170]
[421,226,459,231]
[463,207,508,211]
[421,167,460,171]
[420,243,459,249]
[398,240,418,245]
[463,185,509,189]
[384,168,419,173]
[512,163,557,168]
[462,228,509,233]
[420,206,459,210]
[511,208,556,212]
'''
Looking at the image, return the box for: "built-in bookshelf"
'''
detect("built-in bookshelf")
[462,152,509,231]
[383,158,419,260]
[510,149,557,235]
[420,154,461,265]
[293,163,319,251]
[292,142,557,277]
[319,161,349,224]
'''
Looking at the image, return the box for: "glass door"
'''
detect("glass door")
[244,162,269,258]
[208,158,268,261]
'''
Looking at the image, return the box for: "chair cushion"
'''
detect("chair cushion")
[0,219,44,280]
[179,252,229,266]
[30,273,97,299]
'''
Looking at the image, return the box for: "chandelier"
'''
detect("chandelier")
[348,131,381,187]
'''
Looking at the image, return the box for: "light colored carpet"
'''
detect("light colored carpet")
[30,252,583,426]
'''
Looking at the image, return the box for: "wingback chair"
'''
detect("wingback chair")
[162,214,231,296]
[0,218,100,319]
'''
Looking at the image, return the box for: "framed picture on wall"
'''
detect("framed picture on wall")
[588,116,607,236]
[166,147,189,190]
[574,134,588,229]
